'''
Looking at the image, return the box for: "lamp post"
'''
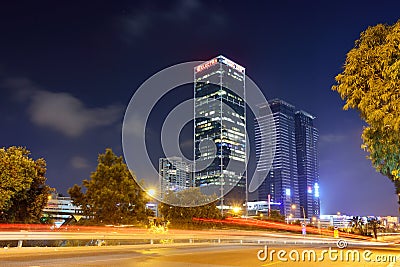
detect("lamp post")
[337,211,343,228]
[232,206,241,217]
[291,204,306,224]
[148,189,156,197]
[287,213,293,224]
[147,188,158,217]
[318,219,321,234]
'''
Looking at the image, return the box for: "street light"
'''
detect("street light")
[312,216,317,226]
[148,188,156,197]
[146,188,158,217]
[291,204,306,224]
[286,212,294,224]
[232,206,241,217]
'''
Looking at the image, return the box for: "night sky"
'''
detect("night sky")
[1,0,399,216]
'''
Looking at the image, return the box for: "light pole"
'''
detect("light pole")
[146,188,158,218]
[286,213,293,224]
[317,219,321,234]
[232,206,241,217]
[291,204,306,224]
[337,211,343,228]
[312,216,316,226]
[300,206,306,224]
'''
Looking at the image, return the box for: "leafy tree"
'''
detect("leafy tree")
[0,146,51,223]
[68,148,149,225]
[366,217,380,239]
[350,216,364,235]
[332,20,400,197]
[159,188,221,225]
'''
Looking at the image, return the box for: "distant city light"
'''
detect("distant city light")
[314,183,320,198]
[148,189,156,197]
[307,186,312,194]
[232,206,241,214]
[285,188,291,196]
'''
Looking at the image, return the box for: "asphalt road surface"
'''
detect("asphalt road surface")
[1,243,399,267]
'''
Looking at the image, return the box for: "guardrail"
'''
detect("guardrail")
[0,230,393,248]
[377,233,400,236]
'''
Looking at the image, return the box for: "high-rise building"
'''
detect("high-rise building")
[194,55,247,205]
[255,99,320,219]
[295,111,320,218]
[159,157,192,199]
[256,99,300,218]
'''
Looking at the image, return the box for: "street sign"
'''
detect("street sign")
[334,226,339,238]
[73,215,83,221]
[302,224,306,236]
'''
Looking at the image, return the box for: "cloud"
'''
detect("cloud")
[70,156,91,169]
[2,77,40,101]
[29,90,122,137]
[119,0,225,40]
[122,13,152,38]
[2,77,123,137]
[123,114,146,138]
[165,0,202,21]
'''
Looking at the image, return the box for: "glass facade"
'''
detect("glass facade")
[256,99,300,218]
[255,99,320,219]
[194,55,246,204]
[159,157,192,199]
[295,111,320,218]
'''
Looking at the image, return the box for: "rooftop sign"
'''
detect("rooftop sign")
[195,55,245,73]
[195,58,218,73]
[218,56,245,73]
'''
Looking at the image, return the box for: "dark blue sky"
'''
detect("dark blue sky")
[0,0,399,216]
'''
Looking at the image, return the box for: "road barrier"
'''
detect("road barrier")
[0,229,393,248]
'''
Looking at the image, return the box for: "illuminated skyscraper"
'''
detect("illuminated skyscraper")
[255,99,320,219]
[256,99,300,218]
[295,111,320,218]
[194,55,246,205]
[159,157,192,199]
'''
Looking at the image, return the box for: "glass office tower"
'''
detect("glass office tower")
[159,157,193,200]
[194,55,246,205]
[256,99,300,218]
[295,111,320,218]
[255,99,321,219]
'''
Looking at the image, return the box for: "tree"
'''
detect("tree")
[0,146,51,223]
[68,148,149,225]
[159,188,221,226]
[367,217,380,239]
[350,216,364,235]
[332,20,400,198]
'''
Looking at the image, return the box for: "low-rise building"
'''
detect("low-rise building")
[42,194,82,227]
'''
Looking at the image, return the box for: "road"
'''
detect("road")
[1,243,399,267]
